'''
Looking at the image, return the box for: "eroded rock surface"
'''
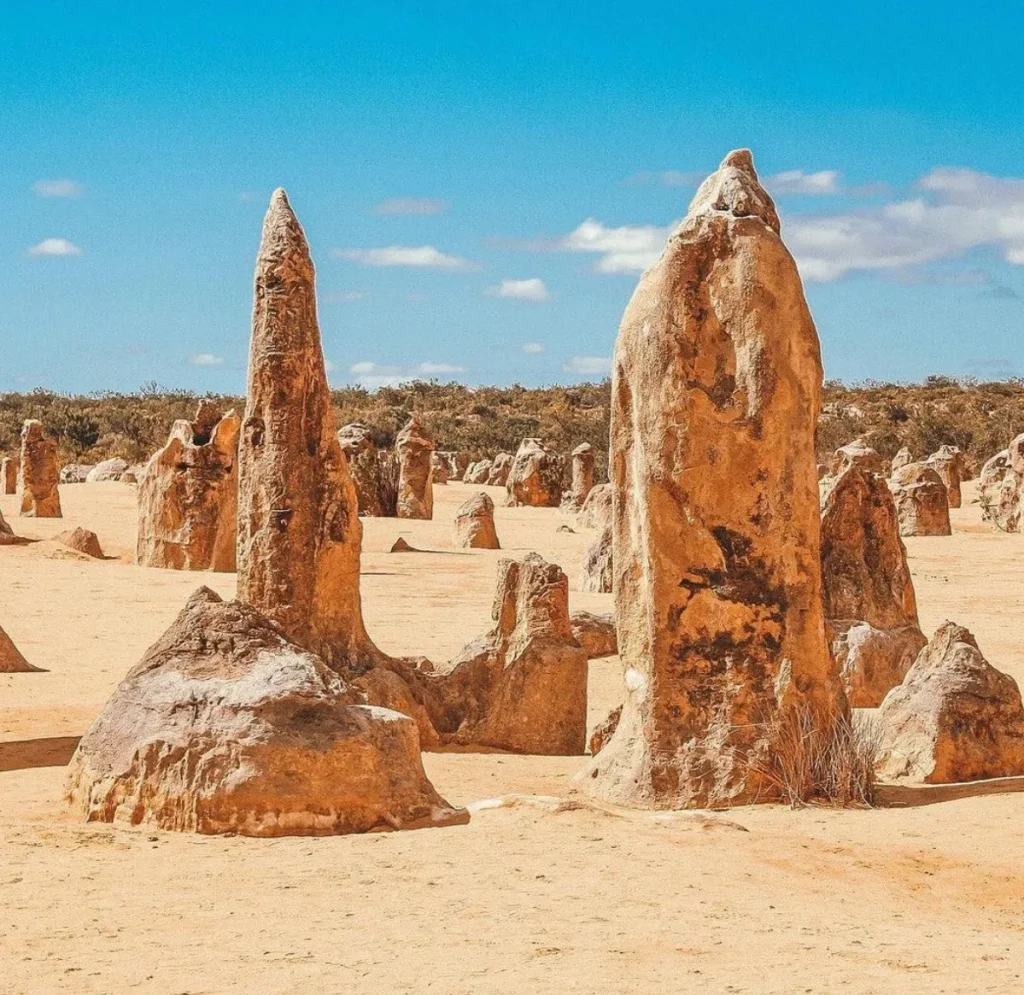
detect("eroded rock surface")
[452,492,500,549]
[979,435,1024,532]
[891,447,914,476]
[576,482,612,531]
[56,527,104,559]
[2,456,19,494]
[570,610,617,659]
[889,463,951,536]
[579,526,612,594]
[87,458,129,483]
[19,420,61,518]
[396,417,434,520]
[59,463,93,485]
[564,443,596,510]
[486,453,514,487]
[926,445,966,509]
[506,438,564,508]
[464,459,492,485]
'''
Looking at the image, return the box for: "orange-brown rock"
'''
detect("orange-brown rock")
[831,443,885,477]
[452,492,500,549]
[18,420,61,518]
[337,422,374,461]
[65,588,468,835]
[2,456,19,494]
[56,527,104,559]
[579,525,612,593]
[237,189,375,670]
[589,706,622,756]
[889,462,951,536]
[436,554,588,754]
[136,403,241,572]
[876,622,1024,784]
[576,482,612,531]
[486,452,514,487]
[506,438,564,508]
[430,452,450,485]
[565,443,596,510]
[891,447,913,475]
[570,610,617,659]
[389,537,422,553]
[926,445,966,508]
[396,416,434,520]
[1,622,38,672]
[580,149,845,808]
[820,466,926,706]
[979,435,1024,532]
[337,423,382,516]
[464,459,492,484]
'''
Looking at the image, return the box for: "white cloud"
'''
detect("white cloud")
[334,245,477,270]
[189,353,224,367]
[562,356,612,376]
[237,191,260,203]
[765,170,841,195]
[28,238,82,257]
[485,277,550,301]
[347,360,467,389]
[325,359,336,373]
[558,219,670,274]
[373,197,447,216]
[32,179,82,198]
[522,342,546,354]
[788,166,1024,282]
[321,290,367,304]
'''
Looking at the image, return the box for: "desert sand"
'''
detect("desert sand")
[2,479,1023,994]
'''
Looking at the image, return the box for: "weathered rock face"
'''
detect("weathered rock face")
[136,403,241,572]
[237,189,374,670]
[589,706,622,756]
[342,436,393,518]
[820,467,926,706]
[891,447,914,476]
[579,525,612,593]
[1,622,37,673]
[65,588,468,835]
[0,507,13,542]
[87,458,129,483]
[437,554,588,754]
[576,482,612,531]
[831,443,885,477]
[889,463,951,536]
[452,492,500,549]
[396,417,434,520]
[430,453,449,485]
[506,439,564,508]
[876,622,1024,784]
[18,420,62,518]
[926,445,966,509]
[580,149,844,808]
[486,452,514,487]
[979,435,1024,532]
[2,456,19,494]
[464,459,492,485]
[570,610,617,659]
[337,422,374,461]
[56,527,104,559]
[59,463,93,485]
[565,443,596,509]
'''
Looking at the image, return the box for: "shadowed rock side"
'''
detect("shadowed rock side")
[580,149,846,809]
[820,467,926,706]
[579,526,612,593]
[396,416,434,520]
[1,622,38,673]
[575,482,612,531]
[876,622,1024,784]
[65,588,468,835]
[889,463,951,536]
[2,456,19,494]
[19,420,61,518]
[979,434,1024,532]
[506,438,564,507]
[237,189,375,670]
[452,492,500,549]
[337,422,387,517]
[136,403,241,572]
[926,445,967,509]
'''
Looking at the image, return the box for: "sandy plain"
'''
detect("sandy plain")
[1,479,1023,994]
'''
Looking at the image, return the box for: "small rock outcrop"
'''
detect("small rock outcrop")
[570,610,617,659]
[506,438,564,508]
[831,443,885,478]
[464,460,492,485]
[888,463,951,536]
[56,527,104,559]
[486,452,514,487]
[820,467,926,706]
[891,447,913,476]
[65,588,468,835]
[2,456,19,494]
[876,622,1024,783]
[452,492,500,549]
[87,458,129,483]
[430,452,450,485]
[926,445,966,509]
[580,149,845,808]
[396,417,434,520]
[19,420,62,518]
[575,482,612,531]
[1,622,37,673]
[979,435,1024,532]
[136,402,241,572]
[564,443,596,510]
[59,463,93,484]
[579,526,612,593]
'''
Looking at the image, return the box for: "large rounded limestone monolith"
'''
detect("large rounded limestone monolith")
[580,149,845,808]
[237,189,375,670]
[19,421,61,518]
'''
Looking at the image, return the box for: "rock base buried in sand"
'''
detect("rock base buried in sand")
[66,588,468,836]
[55,527,104,559]
[452,492,500,549]
[1,623,39,673]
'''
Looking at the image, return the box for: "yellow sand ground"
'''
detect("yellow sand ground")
[1,480,1022,994]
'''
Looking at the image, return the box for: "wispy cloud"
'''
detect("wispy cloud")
[622,170,705,188]
[485,277,550,301]
[237,191,261,203]
[321,290,368,304]
[372,197,447,216]
[522,342,546,354]
[32,179,83,198]
[334,245,477,270]
[348,360,467,389]
[28,238,82,257]
[558,219,670,274]
[562,355,611,376]
[765,169,840,195]
[189,353,224,367]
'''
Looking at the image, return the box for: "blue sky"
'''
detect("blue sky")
[2,0,1022,393]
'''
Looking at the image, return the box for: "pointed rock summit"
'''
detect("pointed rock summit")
[580,149,845,808]
[237,189,375,669]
